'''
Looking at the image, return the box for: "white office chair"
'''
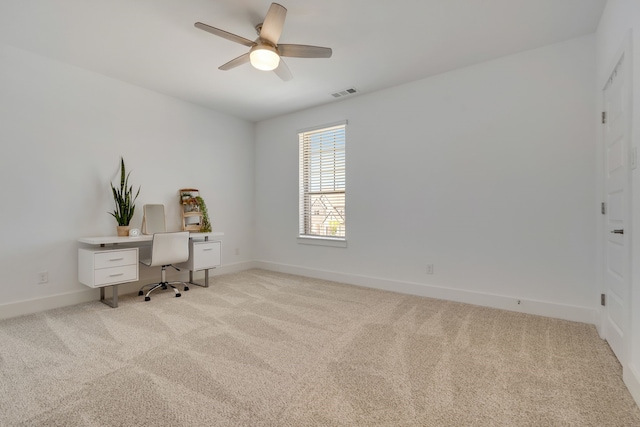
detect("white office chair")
[138,231,190,301]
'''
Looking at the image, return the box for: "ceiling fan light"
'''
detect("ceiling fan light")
[250,45,280,71]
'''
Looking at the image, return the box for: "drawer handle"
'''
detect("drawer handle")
[109,273,124,277]
[109,257,125,261]
[203,248,213,251]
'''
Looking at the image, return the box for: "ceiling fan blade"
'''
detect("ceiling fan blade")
[278,44,332,58]
[219,53,250,70]
[273,59,293,81]
[260,3,287,44]
[195,22,256,48]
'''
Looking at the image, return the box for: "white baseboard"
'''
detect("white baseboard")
[625,364,640,408]
[0,260,595,325]
[0,261,259,320]
[0,288,99,320]
[255,261,596,324]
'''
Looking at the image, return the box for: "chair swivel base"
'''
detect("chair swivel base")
[138,281,188,301]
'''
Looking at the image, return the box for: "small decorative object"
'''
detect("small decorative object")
[129,228,140,237]
[109,157,140,236]
[179,188,211,232]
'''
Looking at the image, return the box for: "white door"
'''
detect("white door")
[602,53,630,364]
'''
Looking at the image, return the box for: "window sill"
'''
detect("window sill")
[297,236,347,248]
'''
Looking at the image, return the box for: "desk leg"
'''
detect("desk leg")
[187,269,210,288]
[100,285,118,308]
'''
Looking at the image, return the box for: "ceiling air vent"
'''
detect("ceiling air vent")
[330,88,358,98]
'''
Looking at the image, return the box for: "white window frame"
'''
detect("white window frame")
[298,120,347,247]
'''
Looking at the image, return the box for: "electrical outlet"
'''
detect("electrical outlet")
[38,271,49,284]
[426,264,434,275]
[235,248,240,256]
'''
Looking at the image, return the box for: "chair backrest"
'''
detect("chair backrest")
[148,231,190,267]
[142,204,166,235]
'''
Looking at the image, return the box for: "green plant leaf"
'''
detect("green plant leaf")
[108,156,140,226]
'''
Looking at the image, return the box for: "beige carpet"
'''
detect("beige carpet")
[0,269,638,426]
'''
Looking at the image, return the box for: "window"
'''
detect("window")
[299,121,346,241]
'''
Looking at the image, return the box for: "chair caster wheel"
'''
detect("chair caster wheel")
[138,291,143,296]
[176,293,181,298]
[144,296,150,301]
[184,286,189,292]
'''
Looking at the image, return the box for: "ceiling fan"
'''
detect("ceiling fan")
[195,2,332,81]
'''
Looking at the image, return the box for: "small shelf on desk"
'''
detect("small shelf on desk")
[180,188,205,232]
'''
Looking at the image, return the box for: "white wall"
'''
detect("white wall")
[0,44,255,317]
[255,35,597,323]
[596,0,640,407]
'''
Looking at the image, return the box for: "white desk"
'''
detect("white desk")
[78,232,223,307]
[78,232,223,245]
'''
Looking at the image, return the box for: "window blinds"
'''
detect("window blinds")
[299,123,346,238]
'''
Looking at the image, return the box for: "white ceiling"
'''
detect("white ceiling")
[0,0,606,122]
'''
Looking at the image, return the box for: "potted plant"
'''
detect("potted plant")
[109,157,140,236]
[195,195,212,232]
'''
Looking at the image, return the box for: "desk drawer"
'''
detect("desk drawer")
[94,264,138,286]
[94,249,137,269]
[182,240,220,271]
[78,247,139,288]
[191,241,221,271]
